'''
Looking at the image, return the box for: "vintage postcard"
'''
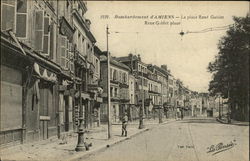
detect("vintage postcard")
[0,1,249,161]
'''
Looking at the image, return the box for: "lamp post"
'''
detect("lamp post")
[106,25,112,139]
[75,67,85,151]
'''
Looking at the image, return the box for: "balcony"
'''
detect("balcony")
[148,90,160,94]
[87,84,103,96]
[111,96,120,102]
[119,82,129,88]
[110,79,119,84]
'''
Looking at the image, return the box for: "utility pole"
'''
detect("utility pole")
[139,67,144,129]
[159,83,163,123]
[106,25,112,139]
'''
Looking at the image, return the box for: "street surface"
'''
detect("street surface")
[82,117,249,161]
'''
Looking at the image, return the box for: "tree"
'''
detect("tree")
[207,14,249,121]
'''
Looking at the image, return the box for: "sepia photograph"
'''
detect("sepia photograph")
[0,0,249,161]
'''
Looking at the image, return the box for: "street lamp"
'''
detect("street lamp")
[75,67,85,151]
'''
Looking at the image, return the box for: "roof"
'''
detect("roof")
[100,55,131,71]
[148,65,171,77]
[115,55,138,62]
[110,58,131,71]
[115,54,148,66]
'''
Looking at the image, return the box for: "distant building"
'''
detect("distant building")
[100,56,130,123]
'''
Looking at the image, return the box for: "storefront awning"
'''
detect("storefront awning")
[34,62,57,83]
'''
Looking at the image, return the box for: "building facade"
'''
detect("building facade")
[100,56,130,123]
[0,0,102,146]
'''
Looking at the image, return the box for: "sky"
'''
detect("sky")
[85,1,249,92]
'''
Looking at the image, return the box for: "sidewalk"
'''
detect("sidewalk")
[216,116,249,126]
[0,118,175,161]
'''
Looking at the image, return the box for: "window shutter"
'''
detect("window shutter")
[1,2,15,31]
[49,21,54,59]
[16,0,27,38]
[43,16,50,56]
[61,36,66,68]
[66,39,69,69]
[69,43,74,72]
[34,10,44,51]
[56,34,61,64]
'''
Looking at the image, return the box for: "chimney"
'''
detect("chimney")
[137,54,141,61]
[161,65,167,71]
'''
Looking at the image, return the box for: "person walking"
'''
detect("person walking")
[181,107,184,120]
[121,112,128,137]
[176,107,180,120]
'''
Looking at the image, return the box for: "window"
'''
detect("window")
[49,21,54,59]
[144,78,148,87]
[123,73,127,83]
[82,38,85,54]
[60,36,70,69]
[16,0,27,38]
[69,43,74,72]
[113,70,117,81]
[95,59,99,73]
[110,68,113,80]
[1,1,15,31]
[78,33,81,51]
[42,15,50,56]
[35,10,44,51]
[114,88,118,97]
[1,0,28,38]
[110,87,113,97]
[119,71,122,82]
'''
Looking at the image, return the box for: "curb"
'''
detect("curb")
[216,117,249,126]
[68,128,149,161]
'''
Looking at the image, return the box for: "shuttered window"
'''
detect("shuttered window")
[35,10,44,51]
[1,1,15,31]
[66,39,69,69]
[49,21,54,59]
[69,43,74,73]
[61,36,71,70]
[16,0,27,38]
[42,16,50,56]
[61,36,66,68]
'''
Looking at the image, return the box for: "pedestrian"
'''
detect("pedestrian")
[176,107,180,120]
[121,112,128,137]
[181,107,184,120]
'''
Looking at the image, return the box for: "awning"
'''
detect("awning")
[34,62,57,83]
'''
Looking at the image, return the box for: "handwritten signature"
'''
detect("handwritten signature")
[207,140,237,155]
